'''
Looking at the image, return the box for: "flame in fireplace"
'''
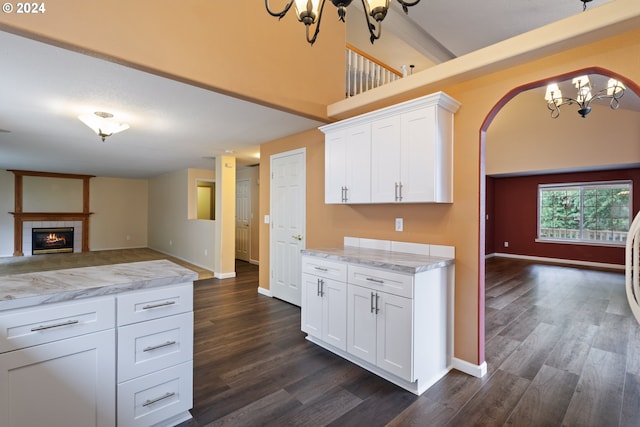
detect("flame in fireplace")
[45,233,66,245]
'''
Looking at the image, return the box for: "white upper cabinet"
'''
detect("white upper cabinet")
[324,123,371,204]
[322,92,460,204]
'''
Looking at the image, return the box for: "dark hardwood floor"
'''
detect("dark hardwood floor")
[180,257,640,426]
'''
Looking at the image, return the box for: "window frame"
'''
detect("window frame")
[536,180,632,247]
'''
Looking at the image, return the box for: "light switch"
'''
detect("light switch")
[395,218,403,232]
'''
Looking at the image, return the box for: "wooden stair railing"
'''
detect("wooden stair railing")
[346,44,402,98]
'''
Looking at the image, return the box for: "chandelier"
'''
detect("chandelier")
[78,111,130,142]
[544,75,625,119]
[265,0,421,45]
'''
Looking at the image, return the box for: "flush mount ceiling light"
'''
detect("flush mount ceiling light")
[78,111,130,142]
[265,0,421,45]
[544,75,625,119]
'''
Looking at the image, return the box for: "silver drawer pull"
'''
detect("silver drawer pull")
[31,319,79,332]
[314,266,329,272]
[142,392,176,407]
[142,301,176,310]
[366,277,384,284]
[143,340,177,352]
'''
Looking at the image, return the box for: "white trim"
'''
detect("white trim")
[452,358,487,378]
[249,259,260,266]
[214,272,236,279]
[148,247,215,274]
[257,287,272,297]
[493,252,624,270]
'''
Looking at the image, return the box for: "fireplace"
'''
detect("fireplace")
[32,227,75,255]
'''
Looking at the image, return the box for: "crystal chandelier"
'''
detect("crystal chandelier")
[265,0,421,45]
[544,75,625,119]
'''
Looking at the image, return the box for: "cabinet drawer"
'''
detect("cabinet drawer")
[117,360,193,427]
[0,297,115,353]
[348,265,413,298]
[302,256,347,282]
[117,311,193,382]
[117,283,193,326]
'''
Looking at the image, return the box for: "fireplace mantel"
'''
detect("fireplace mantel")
[8,170,95,256]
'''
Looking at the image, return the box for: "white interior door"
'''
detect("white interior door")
[270,148,306,306]
[235,178,250,262]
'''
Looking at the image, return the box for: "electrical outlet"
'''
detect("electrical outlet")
[504,241,509,247]
[169,240,173,246]
[204,249,208,256]
[395,218,404,232]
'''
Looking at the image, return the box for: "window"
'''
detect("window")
[538,181,632,245]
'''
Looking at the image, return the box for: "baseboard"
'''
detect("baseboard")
[452,358,487,378]
[214,271,236,279]
[490,252,624,271]
[258,287,272,297]
[249,259,260,266]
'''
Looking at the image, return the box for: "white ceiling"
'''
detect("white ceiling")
[0,0,629,179]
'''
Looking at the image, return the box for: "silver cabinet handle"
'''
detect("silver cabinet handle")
[344,186,348,203]
[31,319,79,332]
[366,277,384,284]
[314,266,328,272]
[398,182,403,202]
[394,182,399,202]
[370,292,375,313]
[142,301,176,310]
[375,293,380,314]
[142,392,176,407]
[317,278,321,297]
[319,279,324,297]
[143,340,177,352]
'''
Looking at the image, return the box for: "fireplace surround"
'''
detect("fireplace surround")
[8,170,94,256]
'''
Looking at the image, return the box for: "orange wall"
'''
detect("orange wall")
[4,1,639,368]
[0,0,345,121]
[260,29,640,365]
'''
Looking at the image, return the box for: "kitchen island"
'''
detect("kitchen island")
[301,238,455,395]
[0,259,196,427]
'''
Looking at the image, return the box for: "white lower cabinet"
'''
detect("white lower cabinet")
[301,257,347,351]
[347,284,413,381]
[0,305,116,427]
[0,282,193,427]
[117,360,193,427]
[301,254,453,395]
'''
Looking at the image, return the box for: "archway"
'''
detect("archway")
[477,66,640,366]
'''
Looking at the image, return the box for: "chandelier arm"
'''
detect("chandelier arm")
[265,0,295,19]
[305,0,328,45]
[397,0,421,14]
[360,0,382,44]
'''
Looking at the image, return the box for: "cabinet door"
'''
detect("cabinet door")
[371,115,401,203]
[0,329,116,427]
[347,284,377,365]
[301,273,323,339]
[324,130,347,204]
[344,123,371,203]
[322,277,347,350]
[376,292,413,381]
[400,106,438,203]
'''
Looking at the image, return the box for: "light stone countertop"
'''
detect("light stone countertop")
[301,246,454,274]
[0,260,198,312]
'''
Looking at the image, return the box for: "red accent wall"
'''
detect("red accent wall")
[486,168,640,265]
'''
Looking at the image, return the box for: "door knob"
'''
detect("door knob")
[291,234,303,241]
